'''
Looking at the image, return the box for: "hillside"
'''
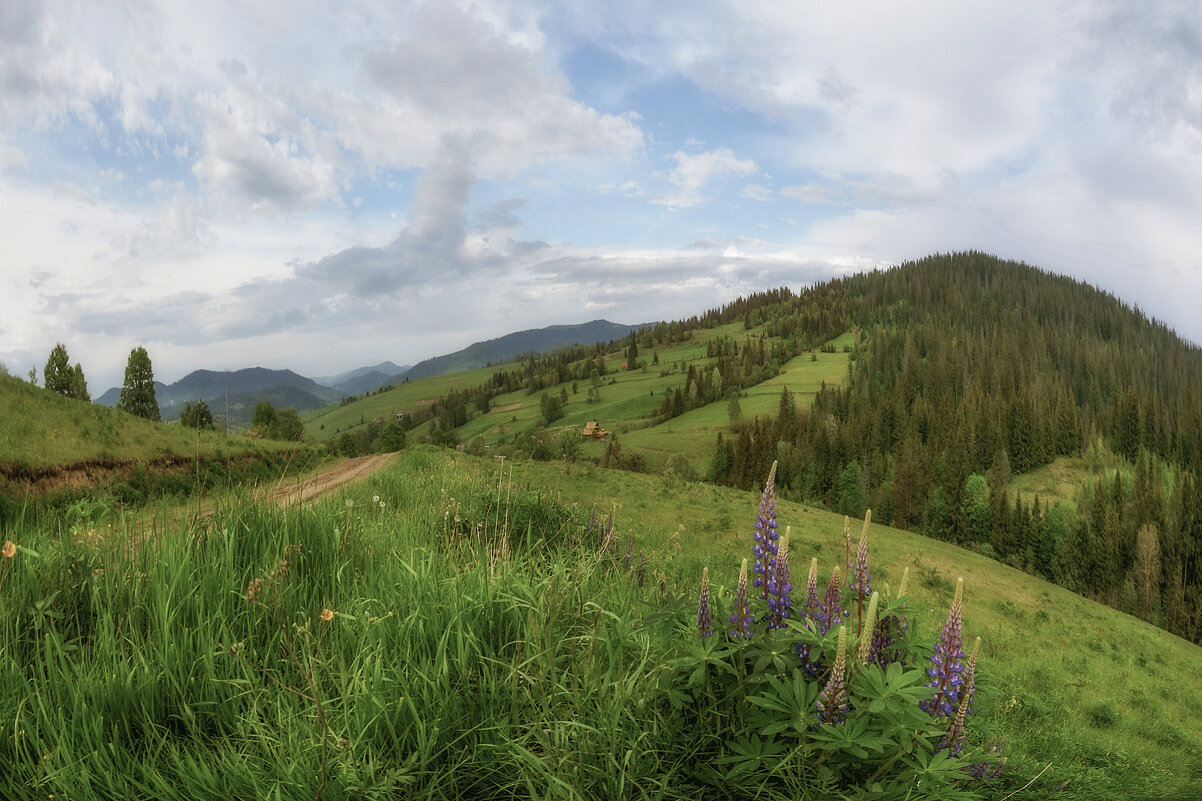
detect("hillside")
[302,253,1202,648]
[0,372,288,471]
[403,319,648,381]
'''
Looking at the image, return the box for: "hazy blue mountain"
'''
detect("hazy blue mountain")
[404,320,649,381]
[313,361,410,388]
[331,369,408,396]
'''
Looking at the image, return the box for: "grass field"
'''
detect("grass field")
[0,373,294,469]
[334,323,855,474]
[4,447,1198,799]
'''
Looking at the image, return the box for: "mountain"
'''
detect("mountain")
[404,320,650,381]
[97,367,346,425]
[313,361,410,390]
[330,369,409,397]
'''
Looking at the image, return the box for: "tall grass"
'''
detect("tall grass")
[1,448,1197,799]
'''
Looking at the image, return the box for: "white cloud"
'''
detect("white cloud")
[654,147,758,208]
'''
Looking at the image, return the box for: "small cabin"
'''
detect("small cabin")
[582,421,609,439]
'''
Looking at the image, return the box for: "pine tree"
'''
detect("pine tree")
[118,346,160,421]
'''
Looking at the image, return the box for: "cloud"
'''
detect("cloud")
[653,147,758,208]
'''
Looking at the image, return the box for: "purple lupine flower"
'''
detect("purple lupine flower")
[815,565,845,635]
[937,638,979,757]
[752,461,780,597]
[697,567,713,638]
[601,514,616,553]
[637,552,646,587]
[587,507,598,539]
[816,625,849,725]
[967,740,1007,780]
[729,558,753,639]
[765,529,793,631]
[921,577,966,718]
[796,557,821,667]
[624,534,634,568]
[868,611,910,668]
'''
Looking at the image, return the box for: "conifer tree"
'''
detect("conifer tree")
[118,346,160,421]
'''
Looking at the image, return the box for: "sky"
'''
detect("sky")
[3,0,1202,391]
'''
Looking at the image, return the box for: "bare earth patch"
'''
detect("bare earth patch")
[260,452,399,509]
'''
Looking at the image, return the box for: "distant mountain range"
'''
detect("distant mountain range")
[312,362,411,396]
[96,367,346,426]
[404,319,649,381]
[94,320,644,426]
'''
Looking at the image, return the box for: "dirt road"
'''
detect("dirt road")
[260,452,399,509]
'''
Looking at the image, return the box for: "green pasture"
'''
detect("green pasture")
[2,447,1200,799]
[0,374,289,469]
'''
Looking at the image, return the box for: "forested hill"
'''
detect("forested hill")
[725,252,1202,642]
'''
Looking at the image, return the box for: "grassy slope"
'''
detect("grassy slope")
[3,446,1198,799]
[350,323,852,473]
[304,363,502,442]
[491,453,1202,798]
[0,374,285,469]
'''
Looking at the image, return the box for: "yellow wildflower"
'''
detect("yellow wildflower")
[320,609,334,622]
[2,541,15,559]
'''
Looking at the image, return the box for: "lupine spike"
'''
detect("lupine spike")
[697,567,713,638]
[817,565,844,634]
[752,461,780,597]
[939,638,981,757]
[922,577,966,718]
[852,512,872,598]
[896,566,910,599]
[856,591,880,664]
[729,558,753,639]
[805,557,820,615]
[766,527,793,631]
[816,625,849,725]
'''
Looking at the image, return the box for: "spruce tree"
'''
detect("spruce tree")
[118,346,160,421]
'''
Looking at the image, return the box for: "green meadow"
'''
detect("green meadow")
[0,373,290,469]
[3,447,1199,800]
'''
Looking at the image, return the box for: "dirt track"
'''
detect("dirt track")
[259,452,398,509]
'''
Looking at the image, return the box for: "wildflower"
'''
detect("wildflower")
[637,552,646,587]
[968,740,1007,780]
[2,541,15,559]
[816,565,845,634]
[320,609,334,623]
[851,510,872,598]
[765,528,793,631]
[816,625,849,725]
[697,567,713,638]
[795,557,822,667]
[937,637,981,756]
[922,577,966,718]
[896,566,910,599]
[372,495,380,504]
[346,499,354,508]
[804,557,820,614]
[624,534,634,568]
[752,461,779,596]
[855,592,880,664]
[729,558,753,639]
